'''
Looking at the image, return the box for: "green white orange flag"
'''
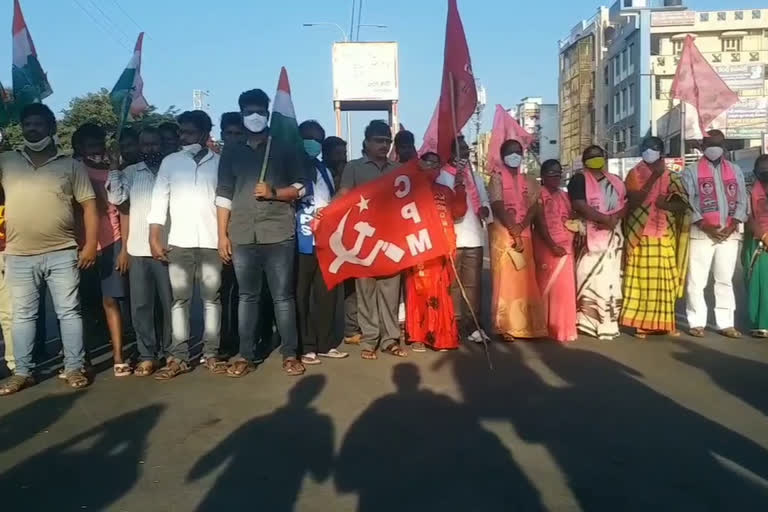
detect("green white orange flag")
[110,32,149,126]
[12,0,52,108]
[270,67,302,154]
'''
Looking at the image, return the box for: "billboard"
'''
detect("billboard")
[716,64,765,93]
[332,42,399,102]
[651,10,696,27]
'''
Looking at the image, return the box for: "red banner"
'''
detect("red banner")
[315,162,451,289]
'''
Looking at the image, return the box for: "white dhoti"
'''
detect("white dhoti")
[685,227,740,330]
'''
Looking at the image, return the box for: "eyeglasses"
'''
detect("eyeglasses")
[370,137,392,144]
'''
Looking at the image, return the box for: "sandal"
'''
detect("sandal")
[667,330,681,338]
[0,375,35,396]
[361,349,378,360]
[282,358,305,376]
[203,357,229,375]
[751,329,768,339]
[344,334,362,345]
[382,345,408,358]
[113,363,132,378]
[64,369,90,389]
[410,342,427,353]
[718,327,742,339]
[154,360,191,381]
[688,327,706,338]
[301,353,322,365]
[226,360,256,378]
[134,360,157,377]
[318,348,349,359]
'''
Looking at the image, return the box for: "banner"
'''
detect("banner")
[315,161,451,289]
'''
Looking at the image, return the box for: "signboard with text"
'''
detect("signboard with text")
[332,42,399,102]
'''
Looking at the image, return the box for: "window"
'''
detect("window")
[628,83,635,114]
[717,12,726,21]
[624,0,632,7]
[700,12,709,22]
[626,126,633,149]
[614,93,620,122]
[672,39,684,55]
[735,11,743,21]
[622,48,628,73]
[620,88,627,116]
[613,57,619,81]
[604,104,609,124]
[655,75,663,100]
[753,10,762,20]
[604,66,609,86]
[628,43,635,72]
[722,37,742,52]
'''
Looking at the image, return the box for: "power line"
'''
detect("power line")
[71,0,130,50]
[86,0,133,46]
[110,0,142,32]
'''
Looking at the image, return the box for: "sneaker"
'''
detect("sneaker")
[301,353,322,365]
[318,348,349,359]
[411,342,427,353]
[467,330,489,344]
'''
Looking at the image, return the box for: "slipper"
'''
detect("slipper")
[318,349,349,359]
[113,363,132,378]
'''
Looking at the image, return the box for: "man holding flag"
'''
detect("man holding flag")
[216,83,308,377]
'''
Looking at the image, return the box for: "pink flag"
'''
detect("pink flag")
[419,104,439,155]
[670,35,739,136]
[486,104,534,174]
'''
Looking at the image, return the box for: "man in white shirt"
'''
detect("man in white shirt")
[148,110,224,380]
[107,126,173,377]
[437,136,492,343]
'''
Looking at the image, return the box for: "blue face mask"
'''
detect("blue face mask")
[303,139,322,159]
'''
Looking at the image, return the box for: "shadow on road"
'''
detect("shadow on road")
[0,391,85,454]
[334,363,544,511]
[434,341,768,511]
[187,375,333,512]
[673,339,768,417]
[0,404,165,509]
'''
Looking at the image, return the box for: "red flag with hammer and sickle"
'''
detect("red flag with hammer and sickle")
[315,161,451,290]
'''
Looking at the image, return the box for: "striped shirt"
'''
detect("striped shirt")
[106,162,167,257]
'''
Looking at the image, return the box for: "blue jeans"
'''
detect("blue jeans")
[6,249,84,377]
[233,241,298,360]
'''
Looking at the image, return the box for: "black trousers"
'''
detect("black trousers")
[450,247,483,334]
[343,279,360,337]
[296,251,337,354]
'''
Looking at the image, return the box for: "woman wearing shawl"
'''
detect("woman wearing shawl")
[621,137,689,339]
[567,145,627,340]
[404,152,467,352]
[533,160,577,343]
[743,155,768,338]
[488,139,547,340]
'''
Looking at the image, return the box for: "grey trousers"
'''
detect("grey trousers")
[167,247,222,362]
[356,274,401,351]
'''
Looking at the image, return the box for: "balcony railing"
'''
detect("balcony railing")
[651,50,768,75]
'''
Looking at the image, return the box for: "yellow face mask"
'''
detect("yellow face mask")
[585,157,606,170]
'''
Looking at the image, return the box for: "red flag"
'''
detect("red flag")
[486,104,535,174]
[433,0,477,162]
[315,161,451,289]
[670,35,739,136]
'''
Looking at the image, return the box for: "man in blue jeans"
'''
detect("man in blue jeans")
[216,88,308,377]
[0,104,99,395]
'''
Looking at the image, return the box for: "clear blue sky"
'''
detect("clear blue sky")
[1,0,765,149]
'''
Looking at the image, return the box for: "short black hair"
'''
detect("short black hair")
[541,159,562,174]
[220,112,243,131]
[364,120,391,140]
[177,110,213,134]
[119,126,139,143]
[238,89,270,111]
[72,122,106,155]
[394,130,415,147]
[20,103,56,131]
[322,136,346,160]
[500,139,523,155]
[158,122,179,136]
[420,151,440,161]
[641,136,665,153]
[706,129,725,139]
[754,154,768,170]
[451,134,467,155]
[582,145,606,161]
[299,120,326,140]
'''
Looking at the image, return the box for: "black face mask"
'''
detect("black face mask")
[83,156,110,170]
[756,171,768,183]
[143,152,164,168]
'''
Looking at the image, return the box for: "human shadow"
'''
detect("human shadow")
[188,375,333,511]
[673,339,768,417]
[335,363,544,512]
[437,342,768,511]
[0,392,85,454]
[0,404,164,509]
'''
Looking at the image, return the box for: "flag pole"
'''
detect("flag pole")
[449,71,493,370]
[116,93,129,143]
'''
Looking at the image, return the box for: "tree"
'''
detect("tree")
[1,88,178,151]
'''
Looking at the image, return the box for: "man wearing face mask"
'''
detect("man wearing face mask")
[0,104,98,395]
[107,126,173,376]
[621,137,689,340]
[148,110,225,380]
[682,130,747,339]
[743,155,768,338]
[295,120,348,365]
[216,89,308,378]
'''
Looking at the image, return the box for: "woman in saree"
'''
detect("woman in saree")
[743,155,768,338]
[567,145,627,340]
[488,139,547,340]
[533,159,577,343]
[620,137,689,339]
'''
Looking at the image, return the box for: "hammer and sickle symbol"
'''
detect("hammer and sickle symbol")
[329,210,387,274]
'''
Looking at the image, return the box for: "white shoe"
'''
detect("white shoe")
[318,348,349,359]
[301,353,322,365]
[467,329,489,344]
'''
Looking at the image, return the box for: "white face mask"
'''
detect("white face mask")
[704,146,724,162]
[23,136,52,152]
[642,148,661,164]
[503,153,523,169]
[181,143,203,155]
[243,112,268,134]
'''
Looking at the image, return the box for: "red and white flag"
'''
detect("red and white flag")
[670,35,739,136]
[486,104,534,174]
[420,0,477,160]
[315,161,451,289]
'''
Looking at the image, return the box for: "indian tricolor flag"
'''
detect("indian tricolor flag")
[11,0,52,108]
[110,32,149,126]
[271,67,303,156]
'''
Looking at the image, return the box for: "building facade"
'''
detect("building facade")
[513,97,560,163]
